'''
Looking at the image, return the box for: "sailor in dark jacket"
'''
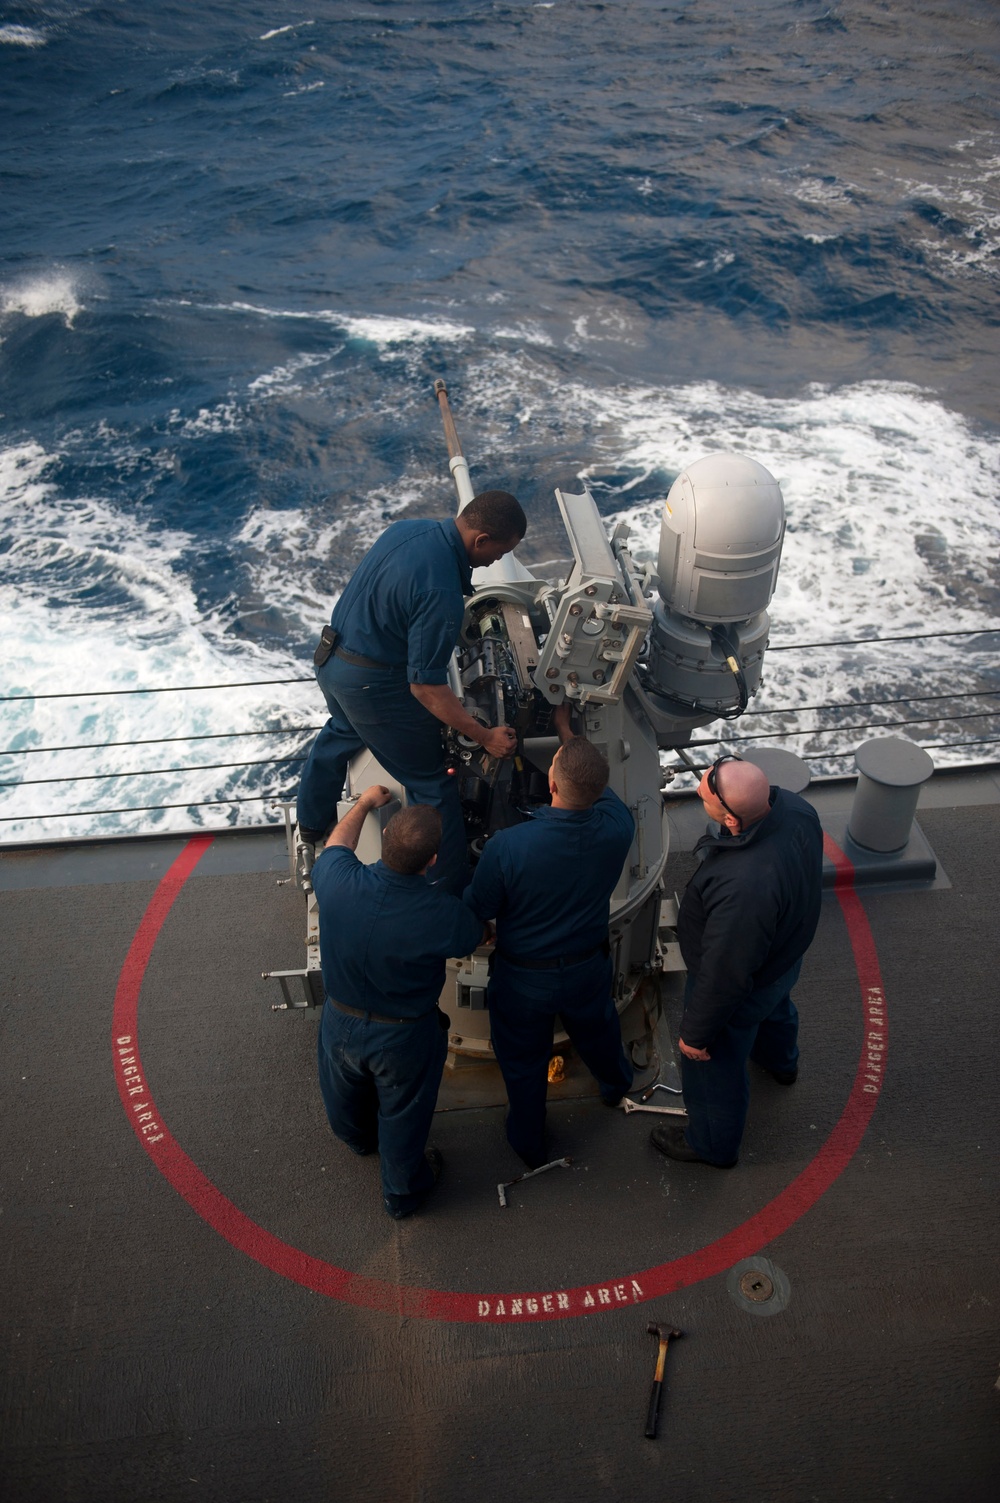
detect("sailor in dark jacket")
[313,787,485,1219]
[464,709,635,1168]
[652,755,824,1169]
[296,491,526,895]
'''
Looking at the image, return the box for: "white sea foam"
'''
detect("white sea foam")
[0,443,316,842]
[203,300,475,350]
[0,271,84,326]
[901,133,1000,279]
[492,321,554,348]
[260,21,315,41]
[3,354,997,840]
[248,351,338,395]
[0,24,46,47]
[452,356,1000,776]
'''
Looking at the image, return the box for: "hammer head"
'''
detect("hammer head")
[647,1323,683,1341]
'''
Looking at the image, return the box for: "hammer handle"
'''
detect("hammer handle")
[644,1378,663,1440]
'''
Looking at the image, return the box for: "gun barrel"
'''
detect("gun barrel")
[434,378,475,511]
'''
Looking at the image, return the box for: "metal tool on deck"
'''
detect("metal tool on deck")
[639,1081,683,1101]
[644,1324,683,1440]
[622,1097,687,1117]
[497,1156,571,1208]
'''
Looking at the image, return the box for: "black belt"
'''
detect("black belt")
[495,940,610,971]
[334,646,398,670]
[329,997,450,1029]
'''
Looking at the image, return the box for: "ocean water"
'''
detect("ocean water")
[1,0,998,841]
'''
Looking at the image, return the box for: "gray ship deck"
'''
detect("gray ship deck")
[2,770,999,1503]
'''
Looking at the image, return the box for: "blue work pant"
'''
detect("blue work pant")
[680,960,802,1166]
[296,655,467,892]
[317,1000,447,1217]
[488,952,633,1166]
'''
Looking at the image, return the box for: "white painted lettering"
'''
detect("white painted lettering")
[526,1298,538,1314]
[542,1295,553,1313]
[478,1300,490,1317]
[597,1288,611,1305]
[631,1280,644,1297]
[116,1035,132,1046]
[511,1299,523,1316]
[557,1293,569,1310]
[613,1284,626,1302]
[583,1291,595,1308]
[495,1300,505,1316]
[148,1134,164,1144]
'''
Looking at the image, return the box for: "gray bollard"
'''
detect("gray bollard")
[848,737,935,853]
[741,747,811,794]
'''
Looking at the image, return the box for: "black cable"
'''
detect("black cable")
[2,726,324,757]
[0,676,314,703]
[743,688,999,718]
[3,626,996,703]
[0,792,295,823]
[1,755,308,789]
[766,627,997,652]
[685,706,999,749]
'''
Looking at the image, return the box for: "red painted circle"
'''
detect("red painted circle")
[112,832,887,1323]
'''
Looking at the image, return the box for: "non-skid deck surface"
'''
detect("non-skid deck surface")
[1,799,998,1503]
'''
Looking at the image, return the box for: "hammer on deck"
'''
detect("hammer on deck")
[644,1323,683,1439]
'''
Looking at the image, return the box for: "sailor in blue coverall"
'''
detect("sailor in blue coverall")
[650,754,824,1169]
[464,710,635,1167]
[295,491,526,894]
[313,786,485,1218]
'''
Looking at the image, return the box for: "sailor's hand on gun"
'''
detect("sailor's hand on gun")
[359,784,393,809]
[481,724,517,759]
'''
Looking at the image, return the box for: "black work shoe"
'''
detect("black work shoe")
[384,1149,444,1220]
[649,1123,736,1169]
[768,1067,798,1086]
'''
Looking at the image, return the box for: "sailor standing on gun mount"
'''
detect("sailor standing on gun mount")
[295,491,527,894]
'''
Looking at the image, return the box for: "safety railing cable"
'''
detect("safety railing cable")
[2,625,997,828]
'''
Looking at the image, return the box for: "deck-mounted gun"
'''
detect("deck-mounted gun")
[272,380,785,1070]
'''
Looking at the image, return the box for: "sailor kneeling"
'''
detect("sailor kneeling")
[313,787,486,1219]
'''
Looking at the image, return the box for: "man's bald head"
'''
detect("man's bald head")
[698,757,771,832]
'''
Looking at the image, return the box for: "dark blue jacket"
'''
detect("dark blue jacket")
[677,787,823,1048]
[313,846,483,1018]
[463,788,635,958]
[330,517,472,684]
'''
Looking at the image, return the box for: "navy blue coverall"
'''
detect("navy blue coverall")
[296,518,473,892]
[676,786,824,1165]
[313,844,483,1217]
[464,789,635,1166]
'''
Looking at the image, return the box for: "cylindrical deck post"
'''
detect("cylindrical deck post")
[848,737,935,853]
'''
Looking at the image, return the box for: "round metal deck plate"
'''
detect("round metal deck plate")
[739,1270,774,1302]
[727,1257,791,1316]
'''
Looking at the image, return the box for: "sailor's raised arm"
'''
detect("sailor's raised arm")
[325,785,393,853]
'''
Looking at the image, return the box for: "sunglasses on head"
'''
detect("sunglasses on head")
[706,754,743,822]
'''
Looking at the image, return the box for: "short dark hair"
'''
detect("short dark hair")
[555,736,609,808]
[462,490,527,541]
[381,804,442,875]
